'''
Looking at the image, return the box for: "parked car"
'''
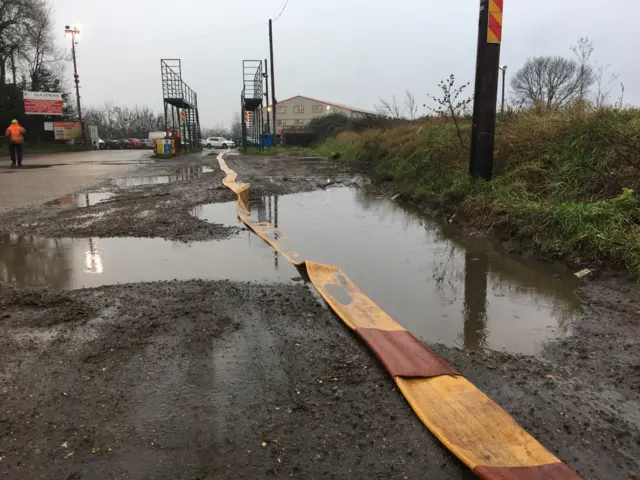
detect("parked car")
[141,138,154,149]
[203,137,234,149]
[128,138,143,149]
[92,138,106,150]
[119,139,133,149]
[105,139,124,149]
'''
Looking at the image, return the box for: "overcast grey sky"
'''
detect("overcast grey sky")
[53,0,639,128]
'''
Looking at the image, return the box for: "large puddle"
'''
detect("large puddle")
[195,188,582,355]
[0,232,296,289]
[114,165,215,187]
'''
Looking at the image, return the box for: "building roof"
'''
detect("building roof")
[276,95,378,116]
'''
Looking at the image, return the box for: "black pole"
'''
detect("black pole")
[269,19,277,139]
[71,35,86,147]
[469,0,502,180]
[264,58,271,134]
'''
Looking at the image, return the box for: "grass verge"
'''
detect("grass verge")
[315,107,640,275]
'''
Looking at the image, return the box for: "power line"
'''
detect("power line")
[273,0,290,22]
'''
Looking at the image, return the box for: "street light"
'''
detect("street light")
[64,24,86,147]
[498,65,507,115]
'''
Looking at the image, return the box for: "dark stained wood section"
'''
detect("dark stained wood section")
[355,328,459,378]
[473,463,583,480]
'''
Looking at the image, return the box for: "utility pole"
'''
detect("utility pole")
[65,25,87,148]
[499,65,507,115]
[263,58,270,134]
[10,51,17,84]
[269,19,277,140]
[469,0,503,180]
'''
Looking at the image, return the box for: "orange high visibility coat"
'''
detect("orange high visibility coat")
[6,124,27,144]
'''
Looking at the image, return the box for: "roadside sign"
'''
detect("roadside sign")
[24,91,63,115]
[487,0,503,43]
[54,122,82,140]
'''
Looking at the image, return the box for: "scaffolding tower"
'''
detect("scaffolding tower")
[241,60,264,150]
[161,59,201,152]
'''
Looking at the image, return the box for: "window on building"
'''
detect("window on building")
[293,105,304,114]
[295,119,305,126]
[277,119,288,126]
[277,106,286,114]
[312,104,324,113]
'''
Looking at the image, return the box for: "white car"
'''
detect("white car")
[204,137,235,149]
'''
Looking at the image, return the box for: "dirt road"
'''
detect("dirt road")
[1,151,639,479]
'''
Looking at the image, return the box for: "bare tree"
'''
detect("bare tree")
[230,113,242,140]
[593,64,619,109]
[0,0,40,85]
[376,95,404,119]
[404,91,418,120]
[426,74,473,148]
[511,56,595,108]
[202,123,231,138]
[570,37,595,101]
[376,91,419,120]
[20,0,67,91]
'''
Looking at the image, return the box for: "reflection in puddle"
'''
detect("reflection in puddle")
[59,192,114,208]
[0,232,296,289]
[195,188,582,355]
[114,165,215,187]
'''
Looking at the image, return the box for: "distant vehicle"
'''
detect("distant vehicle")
[105,139,124,149]
[119,139,133,149]
[128,138,143,149]
[204,137,234,149]
[141,138,154,149]
[92,138,106,150]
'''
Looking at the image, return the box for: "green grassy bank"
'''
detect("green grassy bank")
[315,108,640,275]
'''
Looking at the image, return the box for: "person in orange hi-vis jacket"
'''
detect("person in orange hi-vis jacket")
[5,119,27,167]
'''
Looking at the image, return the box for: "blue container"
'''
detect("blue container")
[262,133,273,147]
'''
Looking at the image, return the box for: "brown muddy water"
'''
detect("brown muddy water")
[0,185,582,355]
[113,165,215,187]
[0,232,297,289]
[195,187,582,355]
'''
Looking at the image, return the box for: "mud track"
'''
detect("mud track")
[0,152,639,479]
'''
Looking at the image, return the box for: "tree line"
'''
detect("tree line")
[83,103,165,140]
[376,37,622,120]
[0,0,71,111]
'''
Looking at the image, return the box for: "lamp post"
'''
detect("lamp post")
[64,25,86,147]
[498,65,507,115]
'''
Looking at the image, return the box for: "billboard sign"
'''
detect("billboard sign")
[54,122,82,140]
[24,91,64,116]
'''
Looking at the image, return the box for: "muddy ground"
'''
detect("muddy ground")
[0,151,639,479]
[0,153,354,242]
